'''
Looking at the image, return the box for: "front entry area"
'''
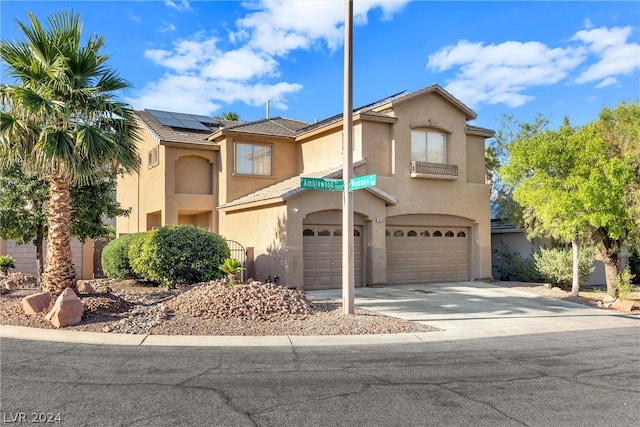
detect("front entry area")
[303,225,362,289]
[386,226,469,284]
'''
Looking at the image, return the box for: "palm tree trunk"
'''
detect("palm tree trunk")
[41,173,76,295]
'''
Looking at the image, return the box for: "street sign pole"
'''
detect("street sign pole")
[342,0,354,315]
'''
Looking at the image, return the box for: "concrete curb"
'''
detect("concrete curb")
[0,324,449,347]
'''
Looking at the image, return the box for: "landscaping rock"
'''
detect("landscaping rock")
[610,299,635,313]
[4,279,17,290]
[22,292,54,315]
[45,288,84,328]
[603,295,616,303]
[76,280,96,294]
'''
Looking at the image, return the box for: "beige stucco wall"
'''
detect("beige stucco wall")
[1,238,91,279]
[117,125,217,234]
[218,203,290,283]
[164,146,216,229]
[466,134,488,184]
[215,136,300,208]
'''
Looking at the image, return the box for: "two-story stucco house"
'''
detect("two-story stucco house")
[117,84,494,289]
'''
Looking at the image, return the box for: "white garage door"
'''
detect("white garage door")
[386,227,469,284]
[303,225,362,289]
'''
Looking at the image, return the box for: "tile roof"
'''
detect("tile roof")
[221,117,310,137]
[135,110,219,146]
[219,159,398,210]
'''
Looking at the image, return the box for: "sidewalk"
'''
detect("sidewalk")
[1,281,637,346]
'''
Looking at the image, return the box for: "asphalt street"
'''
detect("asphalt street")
[1,327,639,427]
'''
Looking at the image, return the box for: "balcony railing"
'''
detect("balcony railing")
[410,161,458,179]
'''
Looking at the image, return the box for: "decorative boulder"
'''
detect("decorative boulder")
[45,288,84,328]
[22,292,55,315]
[76,280,96,294]
[4,279,17,290]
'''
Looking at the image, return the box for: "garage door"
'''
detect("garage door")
[303,225,362,289]
[386,227,469,284]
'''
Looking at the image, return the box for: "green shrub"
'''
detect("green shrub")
[616,267,635,298]
[533,247,595,288]
[128,225,230,287]
[0,255,15,275]
[499,249,545,282]
[101,233,142,279]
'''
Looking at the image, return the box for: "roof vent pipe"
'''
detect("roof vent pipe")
[266,99,270,118]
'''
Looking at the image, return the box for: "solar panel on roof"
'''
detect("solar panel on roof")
[145,109,218,131]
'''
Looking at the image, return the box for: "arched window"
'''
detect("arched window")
[445,231,454,237]
[334,229,342,236]
[303,229,314,236]
[433,230,442,237]
[318,229,331,236]
[354,229,361,237]
[385,229,391,237]
[408,230,418,237]
[422,231,430,237]
[457,231,466,237]
[394,230,404,237]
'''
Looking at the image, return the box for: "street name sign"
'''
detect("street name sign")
[349,174,376,191]
[300,177,344,191]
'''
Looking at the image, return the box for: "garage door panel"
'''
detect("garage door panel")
[303,225,362,289]
[387,226,469,285]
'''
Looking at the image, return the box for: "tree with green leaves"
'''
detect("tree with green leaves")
[0,165,48,275]
[487,113,550,225]
[501,103,638,296]
[0,11,140,295]
[0,166,129,277]
[214,112,240,121]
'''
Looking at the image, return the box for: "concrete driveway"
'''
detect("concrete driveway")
[305,281,640,341]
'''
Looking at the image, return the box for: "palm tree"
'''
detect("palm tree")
[214,112,240,122]
[0,11,140,295]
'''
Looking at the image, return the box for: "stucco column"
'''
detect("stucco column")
[368,217,387,285]
[81,239,94,280]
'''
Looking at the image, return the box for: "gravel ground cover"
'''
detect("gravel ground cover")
[1,273,637,336]
[0,273,438,335]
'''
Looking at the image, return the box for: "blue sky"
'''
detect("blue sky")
[1,1,639,131]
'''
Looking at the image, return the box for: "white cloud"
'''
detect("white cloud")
[235,0,410,55]
[427,40,585,108]
[595,77,618,88]
[164,0,191,12]
[572,26,640,85]
[127,0,409,115]
[158,21,176,33]
[426,23,640,109]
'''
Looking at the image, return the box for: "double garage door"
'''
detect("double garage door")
[303,225,362,289]
[386,226,469,284]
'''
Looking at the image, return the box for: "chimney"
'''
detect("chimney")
[266,99,270,118]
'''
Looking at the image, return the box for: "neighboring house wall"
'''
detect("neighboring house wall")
[0,237,92,279]
[491,227,607,286]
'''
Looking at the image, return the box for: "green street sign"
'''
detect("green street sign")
[349,174,376,191]
[300,177,344,191]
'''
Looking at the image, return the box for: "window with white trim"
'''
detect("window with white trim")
[236,142,272,176]
[148,146,159,168]
[411,130,446,164]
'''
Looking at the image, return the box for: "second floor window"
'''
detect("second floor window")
[411,130,446,164]
[236,142,272,176]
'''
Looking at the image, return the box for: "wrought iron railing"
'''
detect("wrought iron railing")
[410,161,458,178]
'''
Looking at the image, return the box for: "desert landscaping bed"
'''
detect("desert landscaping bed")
[0,273,438,336]
[1,273,637,336]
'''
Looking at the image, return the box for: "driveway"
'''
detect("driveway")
[305,281,639,341]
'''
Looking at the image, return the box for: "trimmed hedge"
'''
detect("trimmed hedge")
[101,233,142,279]
[128,225,230,287]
